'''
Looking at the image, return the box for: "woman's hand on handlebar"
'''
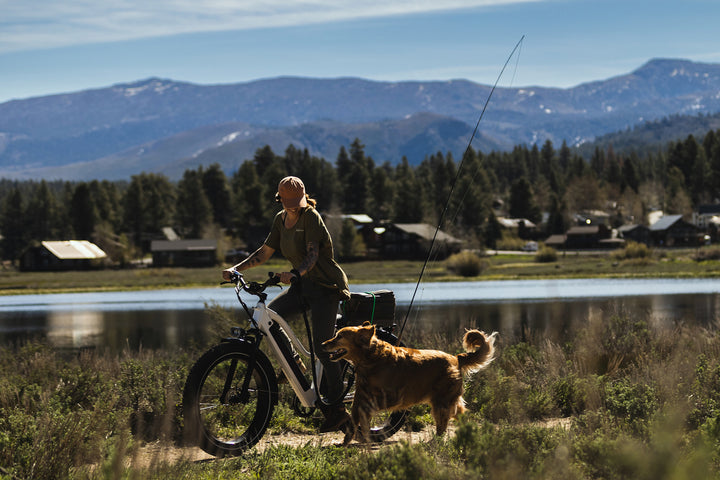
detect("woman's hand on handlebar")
[277,271,299,284]
[222,268,239,282]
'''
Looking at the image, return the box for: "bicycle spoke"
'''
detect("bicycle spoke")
[183,343,276,456]
[219,358,239,404]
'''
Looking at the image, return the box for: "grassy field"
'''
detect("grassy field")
[1,246,719,295]
[3,309,720,479]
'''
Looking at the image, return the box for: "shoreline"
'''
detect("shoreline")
[1,250,719,296]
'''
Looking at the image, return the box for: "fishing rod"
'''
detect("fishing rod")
[396,35,525,344]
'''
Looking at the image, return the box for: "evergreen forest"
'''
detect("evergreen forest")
[2,128,720,265]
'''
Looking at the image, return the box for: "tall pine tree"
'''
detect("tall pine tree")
[176,168,212,238]
[0,188,26,261]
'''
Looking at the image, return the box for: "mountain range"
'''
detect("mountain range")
[1,58,720,181]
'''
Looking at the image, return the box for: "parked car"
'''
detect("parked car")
[522,241,538,252]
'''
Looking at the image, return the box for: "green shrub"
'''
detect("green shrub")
[611,241,652,261]
[572,313,651,375]
[496,231,526,251]
[0,398,109,479]
[552,374,590,417]
[523,388,555,420]
[573,411,714,480]
[467,369,526,423]
[693,246,720,262]
[121,351,188,441]
[503,342,542,368]
[603,378,658,431]
[446,251,487,277]
[602,315,651,368]
[535,245,558,263]
[451,417,568,478]
[573,429,647,480]
[688,354,720,429]
[341,441,458,480]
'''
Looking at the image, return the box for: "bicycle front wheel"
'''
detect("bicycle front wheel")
[183,341,278,457]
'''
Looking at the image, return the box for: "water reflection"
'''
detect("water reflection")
[46,310,103,349]
[1,308,212,351]
[1,279,719,351]
[397,294,720,344]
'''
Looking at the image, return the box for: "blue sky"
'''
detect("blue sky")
[1,0,719,104]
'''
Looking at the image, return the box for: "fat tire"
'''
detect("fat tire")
[183,341,278,457]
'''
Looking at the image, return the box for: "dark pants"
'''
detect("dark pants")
[268,281,343,405]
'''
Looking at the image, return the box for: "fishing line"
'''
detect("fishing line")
[396,35,525,344]
[448,37,524,226]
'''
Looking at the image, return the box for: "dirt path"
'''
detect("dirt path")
[131,426,449,468]
[131,418,572,468]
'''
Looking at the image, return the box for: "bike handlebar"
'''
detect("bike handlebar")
[224,271,282,297]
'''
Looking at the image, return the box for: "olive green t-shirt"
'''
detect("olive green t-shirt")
[265,207,350,300]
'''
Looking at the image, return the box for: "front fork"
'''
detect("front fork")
[221,328,263,404]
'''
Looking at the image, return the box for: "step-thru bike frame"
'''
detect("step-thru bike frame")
[182,271,407,457]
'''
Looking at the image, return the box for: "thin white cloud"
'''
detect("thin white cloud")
[0,0,538,54]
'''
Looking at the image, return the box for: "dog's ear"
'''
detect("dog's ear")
[361,323,376,333]
[358,323,376,344]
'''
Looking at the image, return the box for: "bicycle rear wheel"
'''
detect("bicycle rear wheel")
[344,328,407,442]
[183,341,278,457]
[367,405,407,443]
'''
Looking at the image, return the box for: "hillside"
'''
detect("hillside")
[579,111,720,156]
[1,58,720,180]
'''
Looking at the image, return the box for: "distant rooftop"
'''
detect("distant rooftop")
[42,240,107,260]
[393,223,462,244]
[497,217,536,229]
[649,214,683,231]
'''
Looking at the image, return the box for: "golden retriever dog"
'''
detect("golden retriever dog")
[322,322,497,445]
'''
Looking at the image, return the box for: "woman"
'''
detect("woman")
[223,175,351,432]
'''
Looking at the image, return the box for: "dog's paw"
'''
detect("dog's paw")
[340,430,354,447]
[353,432,370,444]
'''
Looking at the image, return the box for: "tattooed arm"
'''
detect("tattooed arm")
[297,241,319,276]
[222,244,275,280]
[277,241,319,284]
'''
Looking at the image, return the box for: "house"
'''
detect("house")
[324,213,374,242]
[497,217,537,238]
[693,204,720,229]
[574,210,611,226]
[598,236,626,249]
[20,240,108,271]
[340,214,374,225]
[617,224,651,245]
[564,224,612,249]
[323,213,374,228]
[649,215,701,247]
[364,223,462,259]
[151,239,218,267]
[544,234,567,249]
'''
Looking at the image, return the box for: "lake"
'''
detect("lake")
[1,278,719,350]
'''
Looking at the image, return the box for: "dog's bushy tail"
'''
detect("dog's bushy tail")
[457,330,498,375]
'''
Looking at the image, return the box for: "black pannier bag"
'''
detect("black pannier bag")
[338,290,395,328]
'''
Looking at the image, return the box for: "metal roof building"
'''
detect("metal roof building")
[20,240,108,271]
